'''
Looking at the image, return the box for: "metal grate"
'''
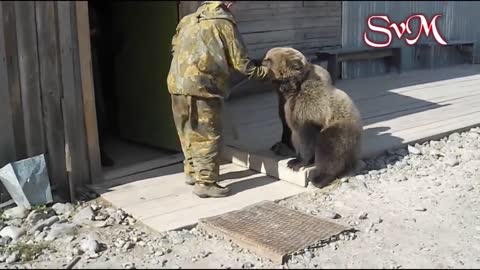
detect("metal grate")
[198,201,352,264]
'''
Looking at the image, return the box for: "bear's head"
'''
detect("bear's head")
[262,47,310,95]
[262,47,309,84]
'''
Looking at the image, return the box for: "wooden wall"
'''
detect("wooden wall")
[233,1,342,58]
[177,1,342,59]
[0,1,97,201]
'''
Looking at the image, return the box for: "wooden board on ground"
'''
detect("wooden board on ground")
[198,201,352,264]
[89,163,305,232]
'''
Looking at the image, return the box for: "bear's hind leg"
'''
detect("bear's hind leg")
[287,126,317,171]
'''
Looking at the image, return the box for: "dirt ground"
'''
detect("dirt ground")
[0,127,479,269]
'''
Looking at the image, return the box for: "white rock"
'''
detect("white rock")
[5,251,20,264]
[94,215,107,221]
[358,212,368,220]
[468,132,479,139]
[111,210,127,223]
[0,236,11,246]
[44,223,77,241]
[322,211,340,219]
[124,242,135,250]
[126,217,136,225]
[72,207,95,223]
[93,221,109,228]
[122,263,136,269]
[408,145,421,155]
[3,206,28,220]
[115,240,126,248]
[35,231,46,242]
[0,226,25,241]
[355,175,366,181]
[445,156,459,167]
[30,216,59,233]
[91,204,100,211]
[25,210,50,226]
[80,238,100,255]
[52,203,75,216]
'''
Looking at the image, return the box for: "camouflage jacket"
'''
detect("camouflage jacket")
[167,1,270,99]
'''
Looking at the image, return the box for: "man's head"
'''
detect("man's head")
[221,1,236,10]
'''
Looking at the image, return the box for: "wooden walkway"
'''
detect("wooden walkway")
[90,162,304,232]
[90,64,480,233]
[222,64,480,186]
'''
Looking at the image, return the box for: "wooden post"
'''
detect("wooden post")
[74,1,103,186]
[57,1,91,201]
[14,1,46,157]
[1,1,27,160]
[35,1,69,199]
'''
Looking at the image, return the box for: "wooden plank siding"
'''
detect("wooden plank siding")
[34,1,69,199]
[1,1,27,160]
[232,1,342,58]
[74,1,103,187]
[176,1,342,58]
[0,1,99,201]
[57,1,92,199]
[14,1,46,158]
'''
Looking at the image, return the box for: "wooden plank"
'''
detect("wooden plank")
[340,73,480,102]
[396,112,480,140]
[90,163,305,233]
[248,37,341,52]
[238,16,341,34]
[14,1,45,157]
[234,6,341,22]
[0,3,16,171]
[369,94,480,133]
[103,153,184,181]
[234,1,302,10]
[242,26,339,45]
[57,1,91,201]
[35,1,69,199]
[1,1,26,159]
[303,1,339,7]
[74,1,103,185]
[359,82,480,120]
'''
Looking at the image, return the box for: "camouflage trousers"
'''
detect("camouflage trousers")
[170,94,223,184]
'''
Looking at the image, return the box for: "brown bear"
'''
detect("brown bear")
[269,48,333,157]
[262,47,362,188]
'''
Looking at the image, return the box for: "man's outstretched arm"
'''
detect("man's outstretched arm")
[218,22,271,80]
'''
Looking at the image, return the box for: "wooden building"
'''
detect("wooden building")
[0,1,342,201]
[1,1,477,202]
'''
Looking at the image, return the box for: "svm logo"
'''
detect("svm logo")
[363,14,448,48]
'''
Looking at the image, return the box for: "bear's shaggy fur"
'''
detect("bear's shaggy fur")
[267,48,332,157]
[262,47,363,188]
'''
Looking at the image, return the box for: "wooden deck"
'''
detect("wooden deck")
[222,64,480,186]
[90,162,305,232]
[90,64,480,234]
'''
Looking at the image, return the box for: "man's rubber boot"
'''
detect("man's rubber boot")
[193,183,231,198]
[185,175,196,186]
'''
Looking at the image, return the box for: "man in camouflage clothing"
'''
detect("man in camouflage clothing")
[167,0,271,198]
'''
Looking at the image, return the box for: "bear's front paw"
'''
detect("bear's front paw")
[287,158,304,171]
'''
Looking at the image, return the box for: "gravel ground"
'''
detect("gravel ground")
[0,127,479,269]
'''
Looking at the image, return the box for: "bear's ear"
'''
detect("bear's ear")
[289,59,304,71]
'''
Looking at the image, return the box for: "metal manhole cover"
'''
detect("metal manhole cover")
[198,201,352,263]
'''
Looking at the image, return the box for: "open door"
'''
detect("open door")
[112,1,181,152]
